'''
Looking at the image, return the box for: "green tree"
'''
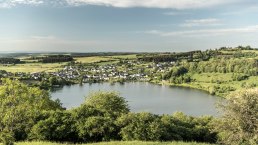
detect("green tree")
[0,130,15,145]
[116,112,164,141]
[0,79,62,141]
[84,91,129,119]
[29,110,78,142]
[215,88,258,145]
[72,91,129,142]
[49,76,58,86]
[76,116,115,142]
[161,112,217,143]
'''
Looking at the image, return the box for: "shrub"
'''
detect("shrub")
[72,91,130,142]
[214,88,258,145]
[29,111,78,142]
[0,79,63,141]
[116,112,164,141]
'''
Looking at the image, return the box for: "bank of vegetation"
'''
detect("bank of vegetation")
[0,79,257,145]
[11,141,214,145]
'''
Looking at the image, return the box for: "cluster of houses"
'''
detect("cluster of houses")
[58,64,150,82]
[0,60,176,83]
[0,70,13,77]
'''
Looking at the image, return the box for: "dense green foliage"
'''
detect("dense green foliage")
[183,58,257,76]
[116,112,216,142]
[214,88,258,145]
[138,46,257,63]
[73,92,129,142]
[29,111,78,142]
[0,79,63,143]
[137,50,210,62]
[40,55,74,63]
[7,141,215,145]
[116,112,163,141]
[0,58,21,64]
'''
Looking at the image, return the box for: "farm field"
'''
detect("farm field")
[107,54,137,59]
[74,56,115,63]
[0,63,65,73]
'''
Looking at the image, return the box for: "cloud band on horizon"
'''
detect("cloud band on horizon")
[0,0,239,9]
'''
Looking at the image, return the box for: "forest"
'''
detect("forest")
[0,58,21,64]
[41,55,74,63]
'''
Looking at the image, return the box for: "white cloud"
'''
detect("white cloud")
[0,0,69,8]
[0,0,43,8]
[181,18,222,27]
[30,35,56,40]
[163,12,190,16]
[0,0,238,9]
[67,0,237,9]
[145,25,258,37]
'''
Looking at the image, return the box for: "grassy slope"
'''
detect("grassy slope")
[164,73,258,97]
[13,141,214,145]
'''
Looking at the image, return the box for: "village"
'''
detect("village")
[0,60,176,85]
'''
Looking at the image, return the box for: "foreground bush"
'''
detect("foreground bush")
[72,91,130,142]
[29,111,78,142]
[13,141,214,145]
[0,79,63,142]
[161,112,217,143]
[116,112,216,143]
[116,112,163,141]
[215,88,258,145]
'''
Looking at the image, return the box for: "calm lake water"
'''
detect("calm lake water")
[51,82,221,116]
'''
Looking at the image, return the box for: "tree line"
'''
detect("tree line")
[0,58,21,64]
[183,58,258,76]
[37,55,74,63]
[137,47,257,63]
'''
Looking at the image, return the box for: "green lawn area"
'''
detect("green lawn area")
[11,141,214,145]
[0,63,65,73]
[184,73,258,97]
[160,72,258,97]
[191,73,233,83]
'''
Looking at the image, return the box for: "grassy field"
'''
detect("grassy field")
[167,73,258,97]
[10,141,214,145]
[75,56,115,63]
[0,55,134,73]
[0,56,116,73]
[107,54,137,59]
[0,63,65,73]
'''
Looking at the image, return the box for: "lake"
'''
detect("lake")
[51,82,221,116]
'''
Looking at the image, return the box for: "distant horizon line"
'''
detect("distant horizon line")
[0,46,256,54]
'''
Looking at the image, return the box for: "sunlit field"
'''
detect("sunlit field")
[0,63,65,73]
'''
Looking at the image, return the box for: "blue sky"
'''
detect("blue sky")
[0,0,258,52]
